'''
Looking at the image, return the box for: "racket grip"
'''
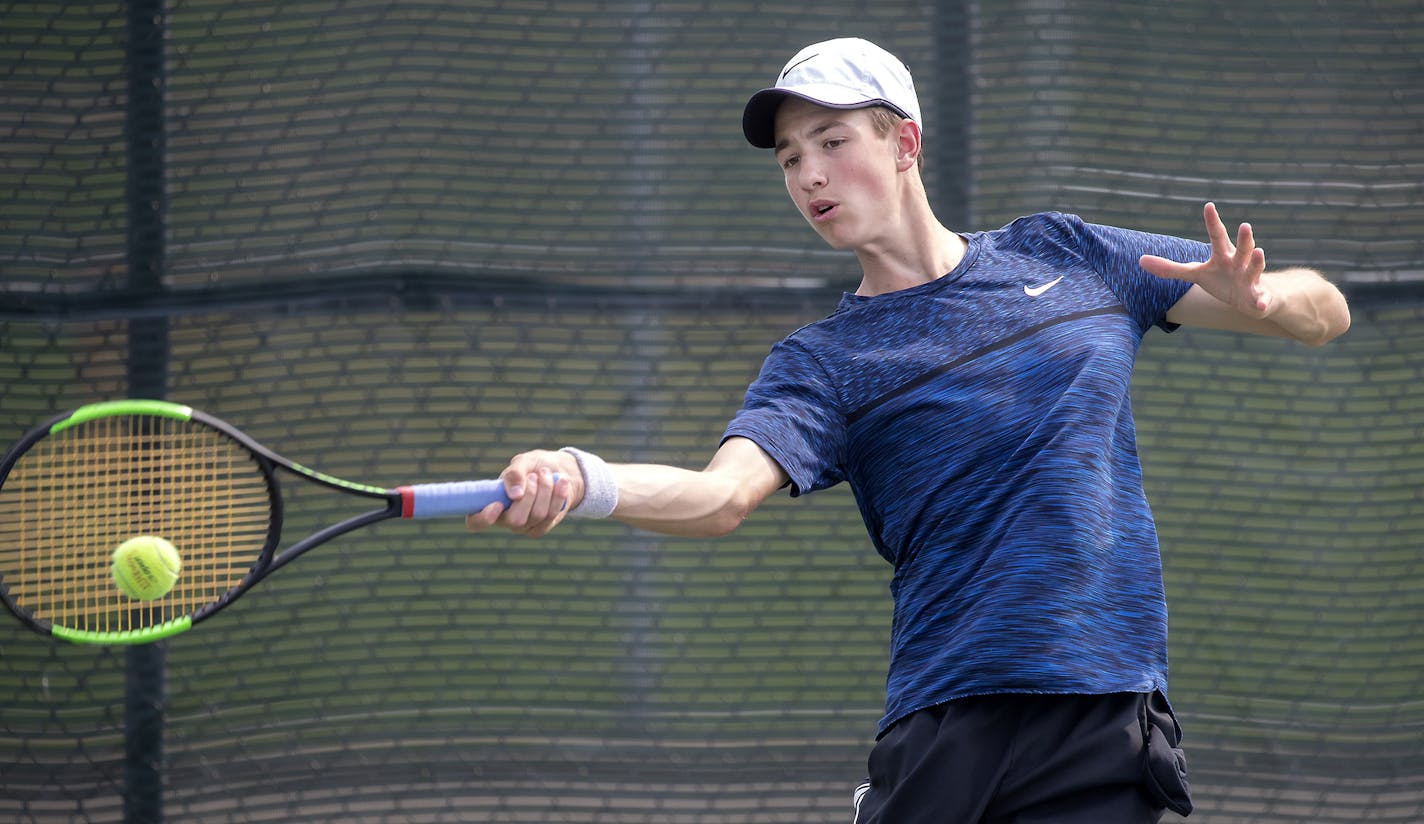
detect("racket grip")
[398,480,511,519]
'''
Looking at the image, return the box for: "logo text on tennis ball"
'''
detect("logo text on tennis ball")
[111,536,182,601]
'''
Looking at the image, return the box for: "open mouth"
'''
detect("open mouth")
[810,200,838,221]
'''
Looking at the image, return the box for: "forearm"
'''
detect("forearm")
[608,463,757,537]
[1165,267,1351,346]
[473,437,785,539]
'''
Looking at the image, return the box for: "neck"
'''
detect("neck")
[852,202,966,297]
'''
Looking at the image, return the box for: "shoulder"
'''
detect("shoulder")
[993,211,1085,237]
[983,211,1088,247]
[975,211,1095,264]
[778,295,890,353]
[749,325,837,391]
[991,212,1203,270]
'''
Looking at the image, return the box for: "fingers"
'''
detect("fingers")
[500,469,554,535]
[1247,247,1271,314]
[1234,219,1256,272]
[1139,253,1195,281]
[1206,202,1264,268]
[462,451,573,537]
[1227,212,1268,313]
[1208,201,1267,275]
[1165,203,1274,320]
[464,500,505,532]
[1203,202,1231,254]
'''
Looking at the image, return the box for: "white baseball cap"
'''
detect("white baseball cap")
[742,37,922,149]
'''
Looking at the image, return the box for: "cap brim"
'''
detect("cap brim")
[742,89,794,149]
[741,86,911,149]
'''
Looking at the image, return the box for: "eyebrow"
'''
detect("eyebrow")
[774,119,849,154]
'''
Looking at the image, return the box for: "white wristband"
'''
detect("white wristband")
[559,447,618,519]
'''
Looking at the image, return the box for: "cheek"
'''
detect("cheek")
[784,176,810,222]
[841,158,894,207]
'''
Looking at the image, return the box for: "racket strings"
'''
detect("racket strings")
[0,414,274,634]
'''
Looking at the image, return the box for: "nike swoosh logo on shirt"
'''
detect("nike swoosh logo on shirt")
[1024,276,1064,297]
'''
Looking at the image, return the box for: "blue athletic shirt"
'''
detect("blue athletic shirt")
[723,212,1204,735]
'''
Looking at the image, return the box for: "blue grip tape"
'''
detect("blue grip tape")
[405,480,511,519]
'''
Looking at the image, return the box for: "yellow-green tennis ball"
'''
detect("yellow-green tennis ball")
[111,536,181,601]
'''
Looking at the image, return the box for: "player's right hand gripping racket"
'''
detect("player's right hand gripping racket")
[0,400,515,645]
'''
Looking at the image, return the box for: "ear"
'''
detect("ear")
[893,118,922,173]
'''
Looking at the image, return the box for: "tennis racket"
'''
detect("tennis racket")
[0,399,516,645]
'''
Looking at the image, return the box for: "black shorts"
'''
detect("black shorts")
[851,691,1192,824]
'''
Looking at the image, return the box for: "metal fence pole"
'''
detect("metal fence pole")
[124,1,169,822]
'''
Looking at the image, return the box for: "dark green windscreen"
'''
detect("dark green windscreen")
[3,2,1420,821]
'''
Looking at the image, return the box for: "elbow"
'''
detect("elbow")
[705,501,753,537]
[1302,303,1352,347]
[1275,270,1351,347]
[704,517,743,538]
[703,488,761,537]
[1330,304,1353,342]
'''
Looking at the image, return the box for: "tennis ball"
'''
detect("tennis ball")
[111,536,181,601]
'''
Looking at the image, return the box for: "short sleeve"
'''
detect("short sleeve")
[1050,213,1205,333]
[721,339,846,496]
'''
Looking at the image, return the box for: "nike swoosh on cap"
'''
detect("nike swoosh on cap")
[780,53,819,81]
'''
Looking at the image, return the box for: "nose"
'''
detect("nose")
[797,160,827,192]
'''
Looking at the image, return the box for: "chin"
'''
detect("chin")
[813,226,856,251]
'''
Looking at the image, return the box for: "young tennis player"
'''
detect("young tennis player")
[466,37,1350,822]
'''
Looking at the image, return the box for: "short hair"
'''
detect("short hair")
[865,106,925,171]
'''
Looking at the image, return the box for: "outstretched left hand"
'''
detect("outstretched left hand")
[1140,202,1272,319]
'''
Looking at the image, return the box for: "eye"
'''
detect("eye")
[824,138,846,150]
[780,155,799,170]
